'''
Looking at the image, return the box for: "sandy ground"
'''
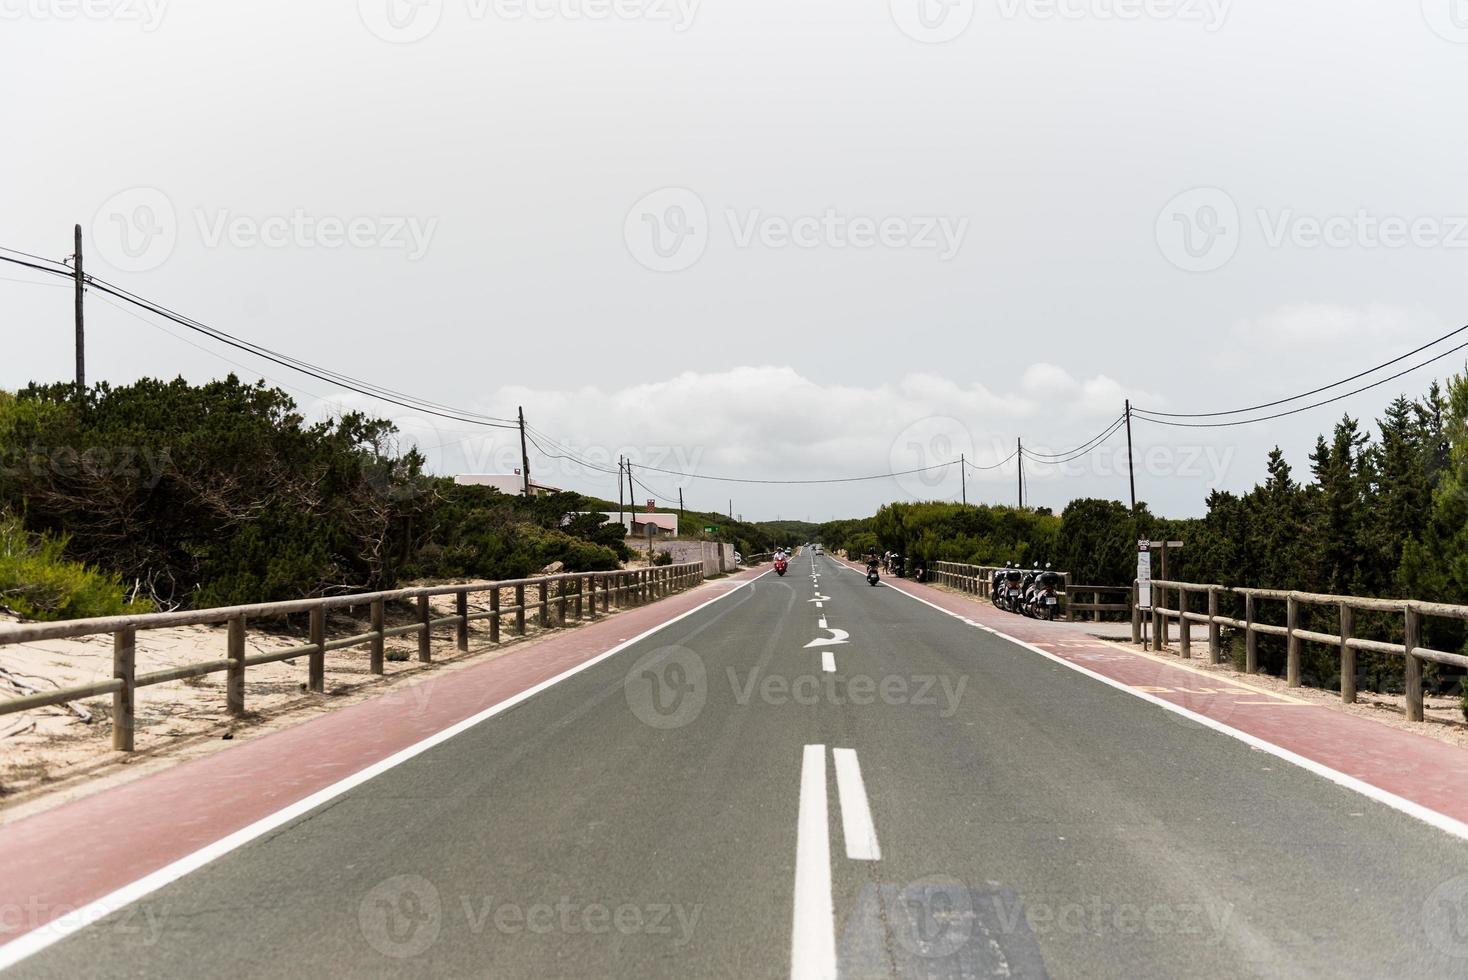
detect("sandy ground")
[923,582,1468,750]
[0,581,637,821]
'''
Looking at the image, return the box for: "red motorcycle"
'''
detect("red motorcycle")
[774,557,788,576]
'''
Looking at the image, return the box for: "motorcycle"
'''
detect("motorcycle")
[999,568,1025,611]
[866,562,881,587]
[774,557,788,576]
[1032,565,1062,620]
[990,566,1008,607]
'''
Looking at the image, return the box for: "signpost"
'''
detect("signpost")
[1136,540,1153,611]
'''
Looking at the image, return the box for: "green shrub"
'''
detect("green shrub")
[0,515,149,621]
[652,550,674,567]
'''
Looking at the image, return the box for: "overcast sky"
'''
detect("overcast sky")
[4,0,1467,521]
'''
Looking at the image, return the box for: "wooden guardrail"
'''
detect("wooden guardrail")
[0,562,705,751]
[1139,578,1468,723]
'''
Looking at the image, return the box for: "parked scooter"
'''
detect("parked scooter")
[991,565,1009,607]
[1029,564,1063,620]
[1000,566,1025,611]
[866,560,881,587]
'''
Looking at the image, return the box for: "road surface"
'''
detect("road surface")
[6,553,1468,978]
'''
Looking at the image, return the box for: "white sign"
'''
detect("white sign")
[1136,543,1153,610]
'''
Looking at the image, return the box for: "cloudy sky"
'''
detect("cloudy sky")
[4,0,1467,521]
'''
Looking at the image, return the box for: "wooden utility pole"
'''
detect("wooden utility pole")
[1125,399,1136,511]
[517,406,532,496]
[73,224,85,398]
[1017,438,1024,508]
[960,454,967,506]
[678,487,684,518]
[625,462,636,512]
[618,456,625,526]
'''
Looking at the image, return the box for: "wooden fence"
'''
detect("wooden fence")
[0,562,705,751]
[1142,579,1468,722]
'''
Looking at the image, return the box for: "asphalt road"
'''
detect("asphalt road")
[9,552,1468,978]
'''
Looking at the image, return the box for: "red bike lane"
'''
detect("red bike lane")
[0,570,761,957]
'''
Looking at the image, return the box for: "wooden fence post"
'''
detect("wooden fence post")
[309,605,325,692]
[1245,593,1258,674]
[1207,588,1220,664]
[113,628,135,752]
[370,599,385,674]
[227,614,246,716]
[538,581,549,628]
[456,590,469,651]
[585,575,596,619]
[1286,594,1301,687]
[1405,604,1424,722]
[1339,603,1355,704]
[602,575,611,612]
[418,595,432,662]
[489,588,501,643]
[515,584,527,635]
[1179,589,1192,658]
[555,580,567,626]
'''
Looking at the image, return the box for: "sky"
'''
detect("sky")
[3,0,1467,521]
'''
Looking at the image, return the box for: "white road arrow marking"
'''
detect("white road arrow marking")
[804,628,850,649]
[818,616,827,629]
[808,595,830,603]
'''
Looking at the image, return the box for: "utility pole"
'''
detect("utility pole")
[678,487,684,519]
[517,407,532,496]
[1125,399,1136,512]
[728,499,733,520]
[625,460,635,511]
[73,224,85,399]
[618,456,625,526]
[960,453,967,506]
[1017,437,1024,508]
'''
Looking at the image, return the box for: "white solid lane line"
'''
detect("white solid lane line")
[832,748,881,861]
[821,650,836,673]
[791,745,838,980]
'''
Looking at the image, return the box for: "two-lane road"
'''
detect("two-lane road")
[7,553,1468,978]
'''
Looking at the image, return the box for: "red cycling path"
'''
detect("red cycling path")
[838,557,1468,838]
[0,569,762,953]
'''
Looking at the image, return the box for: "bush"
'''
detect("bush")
[0,515,150,621]
[652,550,674,566]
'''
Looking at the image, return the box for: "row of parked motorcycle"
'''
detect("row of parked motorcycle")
[992,563,1063,621]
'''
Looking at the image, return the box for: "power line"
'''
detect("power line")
[1021,416,1128,465]
[1020,414,1126,460]
[0,251,521,430]
[963,448,1020,471]
[1134,322,1468,419]
[635,458,957,486]
[1132,338,1468,429]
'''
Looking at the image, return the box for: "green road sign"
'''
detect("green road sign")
[704,525,720,533]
